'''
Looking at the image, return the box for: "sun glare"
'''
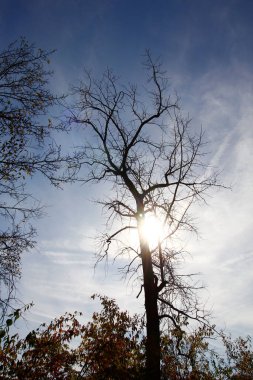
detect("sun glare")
[140,214,163,249]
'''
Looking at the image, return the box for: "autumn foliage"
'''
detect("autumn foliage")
[0,296,253,379]
[0,296,145,379]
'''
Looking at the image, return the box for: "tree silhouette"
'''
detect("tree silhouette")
[69,52,220,378]
[0,38,82,320]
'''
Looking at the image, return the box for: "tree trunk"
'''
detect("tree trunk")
[138,209,160,380]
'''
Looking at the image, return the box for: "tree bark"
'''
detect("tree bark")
[137,207,160,380]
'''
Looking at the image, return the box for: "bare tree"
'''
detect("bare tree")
[0,38,82,321]
[69,52,219,379]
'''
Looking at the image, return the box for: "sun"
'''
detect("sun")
[140,214,163,249]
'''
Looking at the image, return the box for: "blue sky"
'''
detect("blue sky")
[1,0,253,337]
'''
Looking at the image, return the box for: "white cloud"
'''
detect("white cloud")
[180,66,253,335]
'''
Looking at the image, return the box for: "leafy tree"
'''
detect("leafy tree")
[0,295,145,379]
[0,38,81,319]
[77,295,145,379]
[0,308,80,379]
[67,51,220,378]
[0,295,252,379]
[219,334,253,379]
